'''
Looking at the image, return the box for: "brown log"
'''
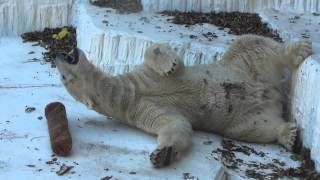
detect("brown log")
[45,102,72,156]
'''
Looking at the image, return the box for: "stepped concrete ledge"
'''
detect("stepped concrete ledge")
[292,55,320,171]
[1,0,320,179]
[141,0,320,13]
[74,1,230,74]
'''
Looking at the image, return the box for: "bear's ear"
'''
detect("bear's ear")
[153,47,161,55]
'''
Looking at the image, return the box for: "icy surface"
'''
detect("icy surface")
[74,1,230,75]
[0,0,73,36]
[141,0,320,13]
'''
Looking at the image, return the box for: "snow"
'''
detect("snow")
[1,0,320,179]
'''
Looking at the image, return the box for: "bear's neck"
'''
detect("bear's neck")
[86,67,136,122]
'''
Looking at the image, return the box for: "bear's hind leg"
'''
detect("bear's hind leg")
[150,115,192,167]
[224,110,297,151]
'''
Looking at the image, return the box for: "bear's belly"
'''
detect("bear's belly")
[195,80,263,133]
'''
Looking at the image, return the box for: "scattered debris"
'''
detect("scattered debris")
[22,58,41,64]
[90,0,142,14]
[301,32,310,39]
[46,160,55,165]
[46,156,59,165]
[313,12,320,16]
[289,15,301,23]
[189,34,197,39]
[56,164,74,176]
[139,17,150,23]
[21,26,77,66]
[25,164,36,168]
[212,139,320,179]
[0,129,27,141]
[52,28,70,40]
[101,176,113,180]
[202,32,218,41]
[203,140,213,145]
[161,11,282,42]
[182,172,199,180]
[25,106,36,113]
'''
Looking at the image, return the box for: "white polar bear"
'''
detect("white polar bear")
[54,35,312,167]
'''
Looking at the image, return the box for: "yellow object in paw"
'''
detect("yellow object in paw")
[52,28,69,40]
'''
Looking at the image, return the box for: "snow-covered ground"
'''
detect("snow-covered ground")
[1,0,320,179]
[0,37,228,179]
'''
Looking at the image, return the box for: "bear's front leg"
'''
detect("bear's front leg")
[144,43,184,76]
[150,116,192,168]
[132,104,193,167]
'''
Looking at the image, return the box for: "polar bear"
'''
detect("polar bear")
[54,35,312,168]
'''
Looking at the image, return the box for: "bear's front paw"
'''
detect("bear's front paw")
[150,146,178,168]
[158,58,180,76]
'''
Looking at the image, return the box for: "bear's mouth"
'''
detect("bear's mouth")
[56,48,79,65]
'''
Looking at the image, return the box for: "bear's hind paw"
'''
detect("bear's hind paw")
[278,123,297,151]
[292,40,312,67]
[150,146,178,168]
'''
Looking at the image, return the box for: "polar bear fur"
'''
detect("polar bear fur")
[54,35,312,168]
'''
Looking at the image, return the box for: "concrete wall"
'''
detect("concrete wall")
[0,0,73,36]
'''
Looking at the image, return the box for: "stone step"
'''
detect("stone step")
[74,1,231,74]
[141,0,320,13]
[292,55,320,171]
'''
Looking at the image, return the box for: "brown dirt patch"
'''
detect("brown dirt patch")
[21,26,77,67]
[161,11,282,42]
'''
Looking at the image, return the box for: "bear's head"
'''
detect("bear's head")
[54,48,94,104]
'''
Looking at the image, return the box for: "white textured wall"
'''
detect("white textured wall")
[74,2,225,75]
[292,55,320,171]
[0,0,73,36]
[141,0,320,13]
